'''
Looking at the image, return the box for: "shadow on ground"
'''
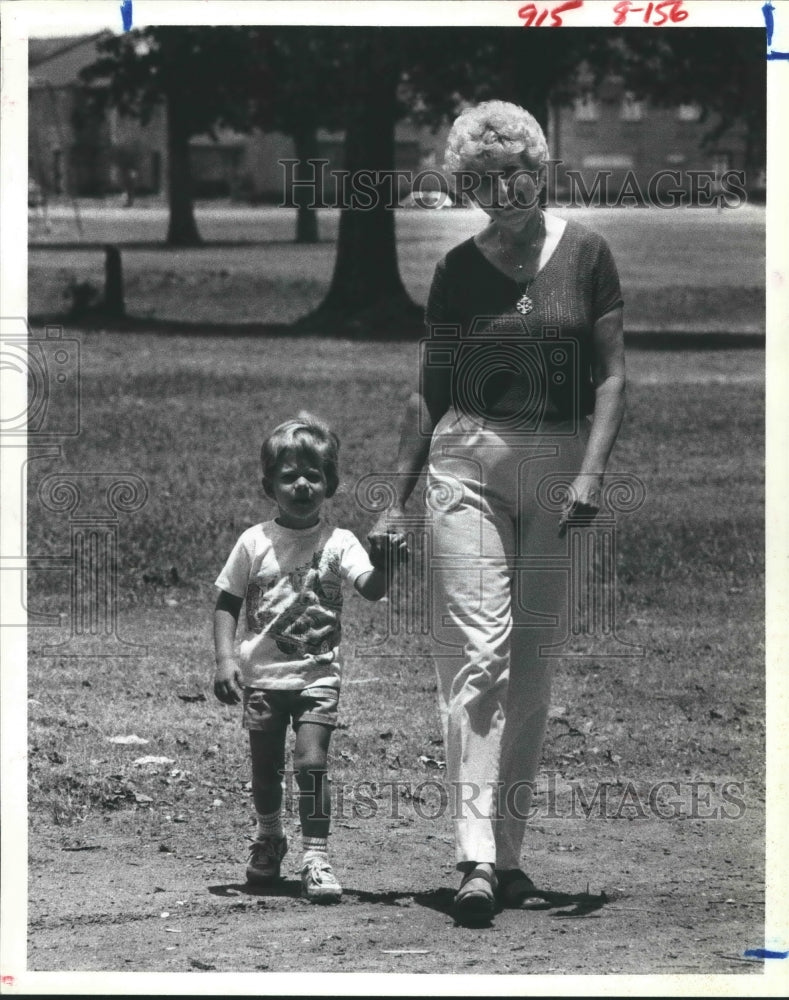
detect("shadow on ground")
[28,310,765,348]
[208,880,610,929]
[29,239,336,251]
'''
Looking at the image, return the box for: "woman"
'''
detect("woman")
[370,101,626,921]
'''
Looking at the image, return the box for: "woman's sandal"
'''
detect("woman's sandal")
[496,869,543,908]
[453,866,498,922]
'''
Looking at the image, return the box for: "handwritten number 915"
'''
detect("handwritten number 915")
[612,0,689,26]
[518,1,584,28]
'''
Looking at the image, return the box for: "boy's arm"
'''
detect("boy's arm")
[354,567,388,602]
[213,590,244,704]
[353,541,404,601]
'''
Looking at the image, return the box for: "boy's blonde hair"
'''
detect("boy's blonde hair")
[261,412,340,498]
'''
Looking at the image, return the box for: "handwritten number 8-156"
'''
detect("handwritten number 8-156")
[612,1,688,25]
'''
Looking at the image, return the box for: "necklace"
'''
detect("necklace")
[497,212,545,316]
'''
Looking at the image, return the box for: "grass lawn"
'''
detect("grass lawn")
[19,205,769,972]
[25,333,764,610]
[28,203,765,332]
[20,331,766,974]
[26,332,764,796]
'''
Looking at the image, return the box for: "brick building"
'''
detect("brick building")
[29,33,167,198]
[28,35,763,205]
[547,75,762,202]
[27,33,440,203]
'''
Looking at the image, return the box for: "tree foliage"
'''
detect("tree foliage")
[276,28,511,332]
[78,25,766,323]
[80,27,257,244]
[80,26,255,132]
[278,27,630,334]
[614,28,766,170]
[245,28,353,243]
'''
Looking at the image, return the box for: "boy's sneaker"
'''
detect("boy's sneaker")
[246,835,288,884]
[300,856,342,903]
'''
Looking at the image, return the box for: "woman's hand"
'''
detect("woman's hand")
[559,474,603,536]
[562,306,625,539]
[368,508,410,569]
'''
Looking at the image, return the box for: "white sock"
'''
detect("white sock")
[255,810,283,840]
[302,835,328,863]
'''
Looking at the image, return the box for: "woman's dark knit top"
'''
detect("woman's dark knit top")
[424,219,623,423]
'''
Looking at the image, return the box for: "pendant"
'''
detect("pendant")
[516,293,534,315]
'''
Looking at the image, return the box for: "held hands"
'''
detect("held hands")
[559,474,603,537]
[214,657,242,705]
[367,509,410,571]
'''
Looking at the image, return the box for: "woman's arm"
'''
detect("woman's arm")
[368,255,452,553]
[367,349,451,550]
[565,306,626,516]
[393,364,449,512]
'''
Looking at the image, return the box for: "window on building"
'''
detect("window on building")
[620,92,644,122]
[574,94,600,122]
[677,103,702,122]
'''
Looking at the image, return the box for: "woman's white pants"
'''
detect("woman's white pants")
[428,409,587,869]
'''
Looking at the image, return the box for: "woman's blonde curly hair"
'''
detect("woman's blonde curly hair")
[443,100,549,175]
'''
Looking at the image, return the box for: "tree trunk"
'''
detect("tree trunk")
[103,244,125,318]
[297,32,420,338]
[744,117,765,196]
[293,127,320,244]
[165,89,203,247]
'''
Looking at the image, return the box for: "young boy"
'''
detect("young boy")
[213,414,403,902]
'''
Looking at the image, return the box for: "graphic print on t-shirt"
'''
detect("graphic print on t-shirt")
[245,547,342,662]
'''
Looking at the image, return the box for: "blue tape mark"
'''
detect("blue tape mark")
[743,948,789,960]
[763,1,789,59]
[120,0,133,32]
[763,1,775,46]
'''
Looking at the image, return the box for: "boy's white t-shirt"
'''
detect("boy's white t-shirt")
[215,519,374,690]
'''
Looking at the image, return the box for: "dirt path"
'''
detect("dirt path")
[19,592,774,986]
[27,793,765,978]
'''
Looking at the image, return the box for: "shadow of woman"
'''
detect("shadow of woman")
[411,881,610,928]
[515,886,610,918]
[206,880,609,926]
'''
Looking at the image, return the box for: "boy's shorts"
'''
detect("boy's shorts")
[242,686,339,732]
